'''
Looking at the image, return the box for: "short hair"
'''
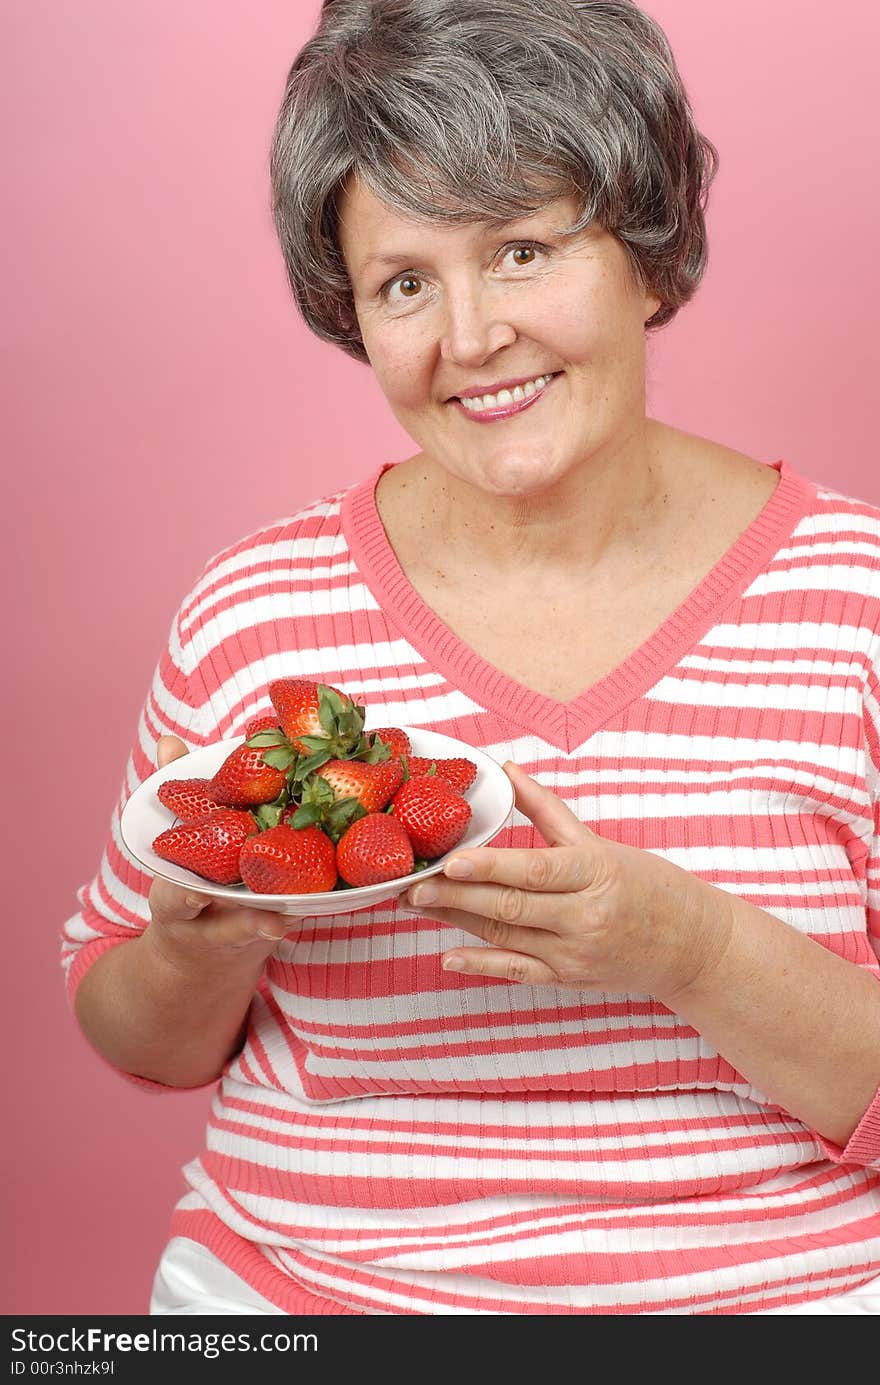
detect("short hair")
[269,0,720,364]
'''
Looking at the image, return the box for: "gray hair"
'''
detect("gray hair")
[270,0,720,364]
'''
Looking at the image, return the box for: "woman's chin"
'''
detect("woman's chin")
[464,455,568,498]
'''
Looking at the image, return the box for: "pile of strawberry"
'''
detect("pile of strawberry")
[151,679,477,894]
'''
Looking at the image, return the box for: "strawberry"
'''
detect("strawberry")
[336,812,415,887]
[209,743,289,807]
[268,678,365,761]
[402,756,477,795]
[368,727,412,757]
[244,713,282,738]
[316,758,405,813]
[239,823,337,894]
[157,778,224,823]
[153,809,258,885]
[389,774,472,859]
[282,758,404,844]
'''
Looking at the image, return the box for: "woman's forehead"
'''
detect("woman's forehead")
[337,176,579,256]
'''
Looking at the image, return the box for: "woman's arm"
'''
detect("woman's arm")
[71,735,289,1090]
[663,888,880,1150]
[404,762,880,1156]
[73,905,280,1089]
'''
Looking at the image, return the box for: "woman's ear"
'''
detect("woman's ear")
[644,291,663,323]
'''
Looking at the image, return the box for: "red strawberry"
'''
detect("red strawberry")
[336,813,415,887]
[239,823,337,894]
[153,810,258,885]
[389,774,472,859]
[268,679,365,761]
[316,758,405,813]
[403,756,477,795]
[157,778,224,823]
[209,743,288,807]
[368,727,412,757]
[244,713,282,738]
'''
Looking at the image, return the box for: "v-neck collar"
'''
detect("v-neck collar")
[340,457,817,753]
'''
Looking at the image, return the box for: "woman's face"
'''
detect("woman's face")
[337,176,661,499]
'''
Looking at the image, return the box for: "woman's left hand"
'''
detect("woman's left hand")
[401,761,733,1004]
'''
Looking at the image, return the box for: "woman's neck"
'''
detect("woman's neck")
[397,418,681,582]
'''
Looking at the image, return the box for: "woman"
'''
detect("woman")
[63,0,880,1314]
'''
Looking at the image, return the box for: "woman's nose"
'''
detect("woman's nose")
[439,282,517,365]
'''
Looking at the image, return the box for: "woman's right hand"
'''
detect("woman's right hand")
[146,734,291,959]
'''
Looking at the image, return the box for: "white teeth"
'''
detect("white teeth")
[459,373,553,412]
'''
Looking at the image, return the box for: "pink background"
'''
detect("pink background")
[5,0,878,1314]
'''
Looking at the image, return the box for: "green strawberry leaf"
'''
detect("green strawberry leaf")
[301,777,335,810]
[293,749,334,779]
[254,802,284,830]
[291,803,320,828]
[246,729,288,748]
[298,734,333,753]
[317,696,338,734]
[400,755,410,783]
[358,734,391,764]
[262,746,297,771]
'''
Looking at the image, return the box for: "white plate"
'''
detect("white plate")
[120,727,515,916]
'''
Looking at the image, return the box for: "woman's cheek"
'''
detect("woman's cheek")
[374,348,435,409]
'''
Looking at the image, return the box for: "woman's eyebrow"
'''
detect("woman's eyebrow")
[359,214,548,274]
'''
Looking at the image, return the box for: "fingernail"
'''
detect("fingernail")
[411,884,437,905]
[257,927,285,942]
[184,895,204,910]
[444,857,473,878]
[443,955,465,970]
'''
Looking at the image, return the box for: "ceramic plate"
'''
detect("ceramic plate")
[120,727,515,916]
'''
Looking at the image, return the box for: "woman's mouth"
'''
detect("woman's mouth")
[449,372,562,423]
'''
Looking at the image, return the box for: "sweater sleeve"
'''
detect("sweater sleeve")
[60,584,220,1094]
[813,650,880,1167]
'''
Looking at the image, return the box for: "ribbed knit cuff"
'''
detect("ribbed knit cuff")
[816,1081,880,1169]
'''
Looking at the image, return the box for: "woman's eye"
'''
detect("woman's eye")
[508,244,539,268]
[382,242,546,304]
[393,276,422,301]
[385,271,424,301]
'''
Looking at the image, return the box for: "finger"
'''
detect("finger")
[502,761,597,849]
[149,877,211,923]
[406,876,568,928]
[402,900,557,960]
[156,734,189,770]
[149,878,290,945]
[438,843,599,896]
[441,944,558,986]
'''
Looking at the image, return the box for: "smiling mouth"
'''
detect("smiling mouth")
[449,372,562,406]
[448,372,562,420]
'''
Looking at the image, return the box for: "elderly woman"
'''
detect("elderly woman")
[64,0,880,1315]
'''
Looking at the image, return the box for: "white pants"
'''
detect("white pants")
[150,1236,880,1316]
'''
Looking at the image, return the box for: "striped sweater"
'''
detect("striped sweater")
[62,456,880,1315]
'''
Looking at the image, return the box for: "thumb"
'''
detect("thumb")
[503,761,596,848]
[156,735,189,770]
